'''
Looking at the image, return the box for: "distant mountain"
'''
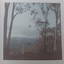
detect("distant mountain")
[10,37,36,44]
[10,37,37,52]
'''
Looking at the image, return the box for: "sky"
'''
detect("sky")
[7,3,56,38]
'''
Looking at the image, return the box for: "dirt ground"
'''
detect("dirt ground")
[4,51,62,60]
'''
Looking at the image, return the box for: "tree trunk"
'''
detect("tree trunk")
[4,3,9,58]
[43,20,47,53]
[7,3,15,54]
[54,11,58,52]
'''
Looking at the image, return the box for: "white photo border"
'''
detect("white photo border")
[0,0,63,64]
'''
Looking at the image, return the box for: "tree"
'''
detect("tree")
[7,3,35,54]
[50,3,60,52]
[35,3,50,52]
[7,3,15,53]
[30,3,50,53]
[4,3,10,57]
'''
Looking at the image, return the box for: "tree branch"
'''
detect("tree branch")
[50,4,56,12]
[13,3,33,19]
[13,11,19,19]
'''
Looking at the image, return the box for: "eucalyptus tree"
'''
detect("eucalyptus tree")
[31,3,50,52]
[4,3,10,56]
[49,3,60,52]
[39,4,50,52]
[7,3,35,53]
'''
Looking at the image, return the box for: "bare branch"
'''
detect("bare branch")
[22,8,29,13]
[13,11,19,19]
[13,3,17,11]
[49,4,56,12]
[13,3,33,19]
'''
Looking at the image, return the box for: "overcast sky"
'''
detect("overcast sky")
[7,3,56,38]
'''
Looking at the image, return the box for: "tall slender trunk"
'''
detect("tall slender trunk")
[7,3,15,54]
[54,11,58,52]
[43,19,47,52]
[4,3,9,58]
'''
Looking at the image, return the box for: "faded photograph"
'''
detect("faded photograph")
[3,3,62,60]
